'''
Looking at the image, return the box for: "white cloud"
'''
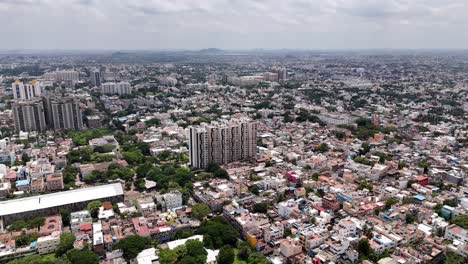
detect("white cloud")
[0,0,467,49]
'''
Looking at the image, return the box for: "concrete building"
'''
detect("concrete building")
[91,68,101,87]
[86,115,102,128]
[12,99,47,132]
[101,82,132,95]
[11,80,42,100]
[0,183,124,230]
[45,70,79,82]
[43,96,83,130]
[37,231,61,254]
[445,224,467,244]
[189,119,257,168]
[156,190,183,210]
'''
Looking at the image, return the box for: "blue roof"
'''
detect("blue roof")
[16,179,30,187]
[413,194,426,201]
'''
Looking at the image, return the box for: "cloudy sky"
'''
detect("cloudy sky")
[1,0,467,50]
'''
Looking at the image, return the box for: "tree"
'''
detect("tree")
[217,245,235,264]
[86,201,102,218]
[159,249,178,264]
[122,150,145,165]
[450,214,468,229]
[114,235,152,260]
[253,202,268,214]
[60,209,71,227]
[251,185,260,195]
[237,242,252,260]
[214,168,229,179]
[384,197,398,210]
[357,238,371,257]
[196,217,240,249]
[444,251,466,264]
[185,239,207,264]
[247,253,269,264]
[66,248,99,264]
[56,233,76,256]
[315,143,329,153]
[21,153,30,164]
[192,203,211,220]
[405,213,417,224]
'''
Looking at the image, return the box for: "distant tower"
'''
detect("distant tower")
[12,80,42,100]
[277,68,288,81]
[91,69,101,87]
[371,114,380,127]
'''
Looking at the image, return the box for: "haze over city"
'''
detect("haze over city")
[0,1,467,264]
[1,0,468,50]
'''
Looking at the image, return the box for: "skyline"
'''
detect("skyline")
[1,0,468,50]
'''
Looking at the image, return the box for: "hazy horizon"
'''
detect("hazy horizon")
[2,0,468,50]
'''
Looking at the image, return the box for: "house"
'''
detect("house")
[46,173,64,191]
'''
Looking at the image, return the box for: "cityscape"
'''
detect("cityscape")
[0,1,468,264]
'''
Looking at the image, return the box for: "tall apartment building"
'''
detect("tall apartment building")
[91,69,101,87]
[43,96,83,130]
[189,119,257,168]
[278,68,288,81]
[11,80,42,100]
[44,70,79,82]
[12,99,47,132]
[101,82,132,95]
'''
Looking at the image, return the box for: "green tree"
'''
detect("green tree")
[237,242,252,260]
[86,200,102,218]
[217,245,235,264]
[384,197,398,210]
[66,248,99,264]
[192,203,211,220]
[214,168,229,179]
[196,217,240,249]
[253,202,268,214]
[60,209,71,227]
[405,213,417,224]
[114,235,152,260]
[315,143,329,153]
[185,239,207,264]
[357,238,371,257]
[122,150,145,165]
[450,214,468,229]
[56,233,76,256]
[159,249,178,264]
[247,252,269,264]
[444,251,466,264]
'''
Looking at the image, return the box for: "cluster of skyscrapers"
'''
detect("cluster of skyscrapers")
[188,119,258,168]
[11,81,83,132]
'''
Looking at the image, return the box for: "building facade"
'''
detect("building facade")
[91,69,101,87]
[12,99,47,132]
[189,119,257,168]
[44,96,83,130]
[101,82,132,95]
[12,80,42,100]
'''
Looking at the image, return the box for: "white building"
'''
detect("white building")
[156,191,183,210]
[101,82,132,95]
[337,218,357,237]
[11,80,42,100]
[445,224,467,244]
[36,231,61,254]
[45,70,79,82]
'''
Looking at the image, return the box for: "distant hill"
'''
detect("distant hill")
[198,48,225,53]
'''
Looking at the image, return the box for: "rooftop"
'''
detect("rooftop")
[0,183,123,216]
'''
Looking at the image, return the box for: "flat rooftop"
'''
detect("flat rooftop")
[0,183,123,216]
